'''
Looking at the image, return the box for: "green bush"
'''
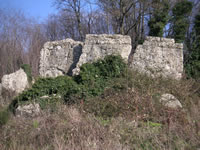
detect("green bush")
[12,76,80,108]
[74,55,128,97]
[21,64,32,84]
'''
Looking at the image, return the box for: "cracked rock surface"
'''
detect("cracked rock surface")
[130,36,183,80]
[39,39,83,77]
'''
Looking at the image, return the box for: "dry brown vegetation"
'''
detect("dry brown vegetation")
[0,71,199,150]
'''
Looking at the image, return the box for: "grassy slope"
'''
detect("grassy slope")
[0,56,199,150]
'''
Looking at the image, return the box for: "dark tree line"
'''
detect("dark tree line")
[0,0,199,80]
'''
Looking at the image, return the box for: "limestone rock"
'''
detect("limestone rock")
[1,69,29,95]
[159,94,182,109]
[73,34,132,75]
[39,38,83,77]
[16,103,40,117]
[130,36,183,80]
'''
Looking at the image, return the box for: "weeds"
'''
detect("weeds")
[0,108,10,127]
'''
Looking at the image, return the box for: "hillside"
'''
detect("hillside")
[0,55,199,150]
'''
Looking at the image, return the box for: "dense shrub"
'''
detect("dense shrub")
[11,76,80,110]
[74,55,128,97]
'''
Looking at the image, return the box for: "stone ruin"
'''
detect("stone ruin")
[39,39,83,77]
[130,36,183,80]
[39,34,131,77]
[39,34,183,80]
[72,34,132,75]
[0,35,184,112]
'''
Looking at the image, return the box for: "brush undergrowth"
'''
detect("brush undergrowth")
[0,108,10,126]
[0,55,199,150]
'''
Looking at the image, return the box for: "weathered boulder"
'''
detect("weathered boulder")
[159,94,182,109]
[39,39,83,77]
[72,34,132,75]
[16,103,40,117]
[1,68,29,95]
[130,36,183,80]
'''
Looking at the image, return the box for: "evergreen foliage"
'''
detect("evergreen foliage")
[148,0,169,37]
[171,0,193,43]
[14,76,79,104]
[74,55,127,97]
[185,14,200,79]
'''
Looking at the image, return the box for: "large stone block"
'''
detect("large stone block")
[130,36,183,80]
[72,34,132,75]
[39,39,83,77]
[1,68,29,95]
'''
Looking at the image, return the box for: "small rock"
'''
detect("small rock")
[16,103,40,117]
[159,94,182,109]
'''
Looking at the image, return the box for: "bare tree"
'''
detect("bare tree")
[27,24,47,76]
[0,9,47,79]
[0,9,27,79]
[45,15,62,41]
[54,0,85,41]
